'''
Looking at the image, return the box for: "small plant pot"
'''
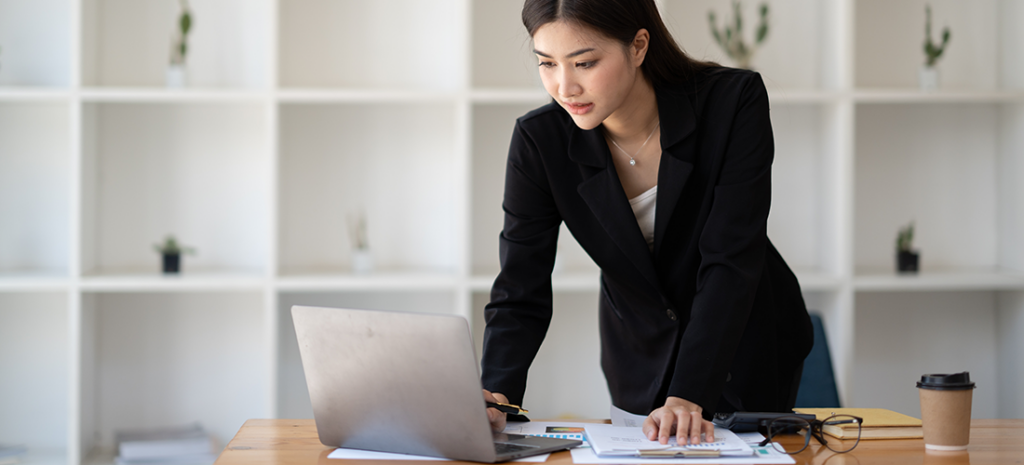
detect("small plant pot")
[897,250,920,273]
[919,65,939,92]
[166,65,187,88]
[351,248,373,275]
[162,253,181,274]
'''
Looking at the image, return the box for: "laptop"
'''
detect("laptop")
[291,305,581,462]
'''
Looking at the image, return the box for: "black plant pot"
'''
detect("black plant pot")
[897,250,919,273]
[162,253,181,274]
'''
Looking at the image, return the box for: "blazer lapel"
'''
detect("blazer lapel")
[653,87,698,257]
[569,126,661,291]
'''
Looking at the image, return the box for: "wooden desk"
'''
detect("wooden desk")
[215,419,1024,465]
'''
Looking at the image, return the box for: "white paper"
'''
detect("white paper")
[584,424,754,457]
[503,421,590,445]
[569,444,794,464]
[610,405,648,427]
[327,448,549,462]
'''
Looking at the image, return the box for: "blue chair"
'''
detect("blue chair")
[794,313,841,408]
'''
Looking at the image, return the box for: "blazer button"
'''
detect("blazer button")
[666,309,677,321]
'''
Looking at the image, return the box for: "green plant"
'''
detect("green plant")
[169,0,193,66]
[154,235,196,255]
[923,4,950,67]
[708,1,770,70]
[896,222,915,252]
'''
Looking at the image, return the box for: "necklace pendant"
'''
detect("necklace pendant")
[629,158,636,166]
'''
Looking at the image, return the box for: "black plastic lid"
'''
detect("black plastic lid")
[917,372,976,391]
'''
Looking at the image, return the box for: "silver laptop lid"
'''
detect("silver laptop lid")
[292,305,497,462]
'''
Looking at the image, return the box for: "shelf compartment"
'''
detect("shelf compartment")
[276,290,459,419]
[0,102,70,276]
[0,0,71,87]
[79,291,267,457]
[854,0,1003,91]
[0,292,69,460]
[471,290,607,420]
[853,89,1024,104]
[768,103,845,276]
[469,103,600,278]
[661,0,843,92]
[278,0,463,90]
[81,0,272,88]
[852,291,999,419]
[854,103,1002,272]
[470,0,541,89]
[278,103,458,276]
[80,102,270,277]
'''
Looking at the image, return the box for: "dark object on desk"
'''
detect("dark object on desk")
[162,253,180,273]
[794,313,841,408]
[712,411,816,432]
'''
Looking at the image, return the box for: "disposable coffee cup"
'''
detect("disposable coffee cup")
[917,372,976,450]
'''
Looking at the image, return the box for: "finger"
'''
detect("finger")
[658,411,676,445]
[643,415,659,441]
[675,410,691,445]
[689,411,702,445]
[482,389,497,403]
[704,419,715,443]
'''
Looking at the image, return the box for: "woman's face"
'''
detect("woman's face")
[532,20,645,130]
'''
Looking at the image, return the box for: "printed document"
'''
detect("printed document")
[584,424,754,457]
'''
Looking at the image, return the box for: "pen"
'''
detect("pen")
[486,401,529,415]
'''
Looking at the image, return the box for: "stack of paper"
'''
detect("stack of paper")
[0,445,27,465]
[584,424,754,458]
[115,424,218,465]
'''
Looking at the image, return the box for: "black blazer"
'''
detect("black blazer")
[480,68,814,419]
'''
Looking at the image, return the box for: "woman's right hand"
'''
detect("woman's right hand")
[483,389,509,432]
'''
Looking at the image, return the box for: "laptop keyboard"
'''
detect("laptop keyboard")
[494,442,540,455]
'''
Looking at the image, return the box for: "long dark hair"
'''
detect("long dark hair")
[522,0,719,87]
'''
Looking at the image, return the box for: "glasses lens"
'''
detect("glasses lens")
[821,415,861,453]
[767,417,811,455]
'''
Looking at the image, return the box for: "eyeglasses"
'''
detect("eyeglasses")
[758,414,863,455]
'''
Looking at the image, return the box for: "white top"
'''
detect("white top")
[628,185,657,251]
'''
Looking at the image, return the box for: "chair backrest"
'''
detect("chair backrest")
[794,313,841,408]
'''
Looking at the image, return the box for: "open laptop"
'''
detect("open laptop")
[291,305,581,462]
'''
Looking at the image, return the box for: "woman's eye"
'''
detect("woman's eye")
[538,61,555,68]
[576,61,596,69]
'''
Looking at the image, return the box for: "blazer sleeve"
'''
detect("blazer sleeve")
[479,120,562,407]
[666,72,774,414]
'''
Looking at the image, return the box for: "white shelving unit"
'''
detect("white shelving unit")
[1,1,1023,464]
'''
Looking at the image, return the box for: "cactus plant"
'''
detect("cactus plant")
[896,222,914,252]
[154,235,196,273]
[923,4,950,67]
[169,0,193,66]
[708,1,769,70]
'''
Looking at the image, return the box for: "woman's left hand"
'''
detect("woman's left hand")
[642,396,715,445]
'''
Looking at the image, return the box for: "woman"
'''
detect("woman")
[480,0,813,446]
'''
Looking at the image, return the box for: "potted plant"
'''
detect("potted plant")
[896,222,919,273]
[154,236,196,274]
[708,1,770,70]
[348,211,372,274]
[920,4,950,91]
[167,0,193,87]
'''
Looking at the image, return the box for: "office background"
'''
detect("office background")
[1,0,1023,464]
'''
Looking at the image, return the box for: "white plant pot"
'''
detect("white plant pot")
[166,65,187,88]
[919,65,939,92]
[351,249,373,275]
